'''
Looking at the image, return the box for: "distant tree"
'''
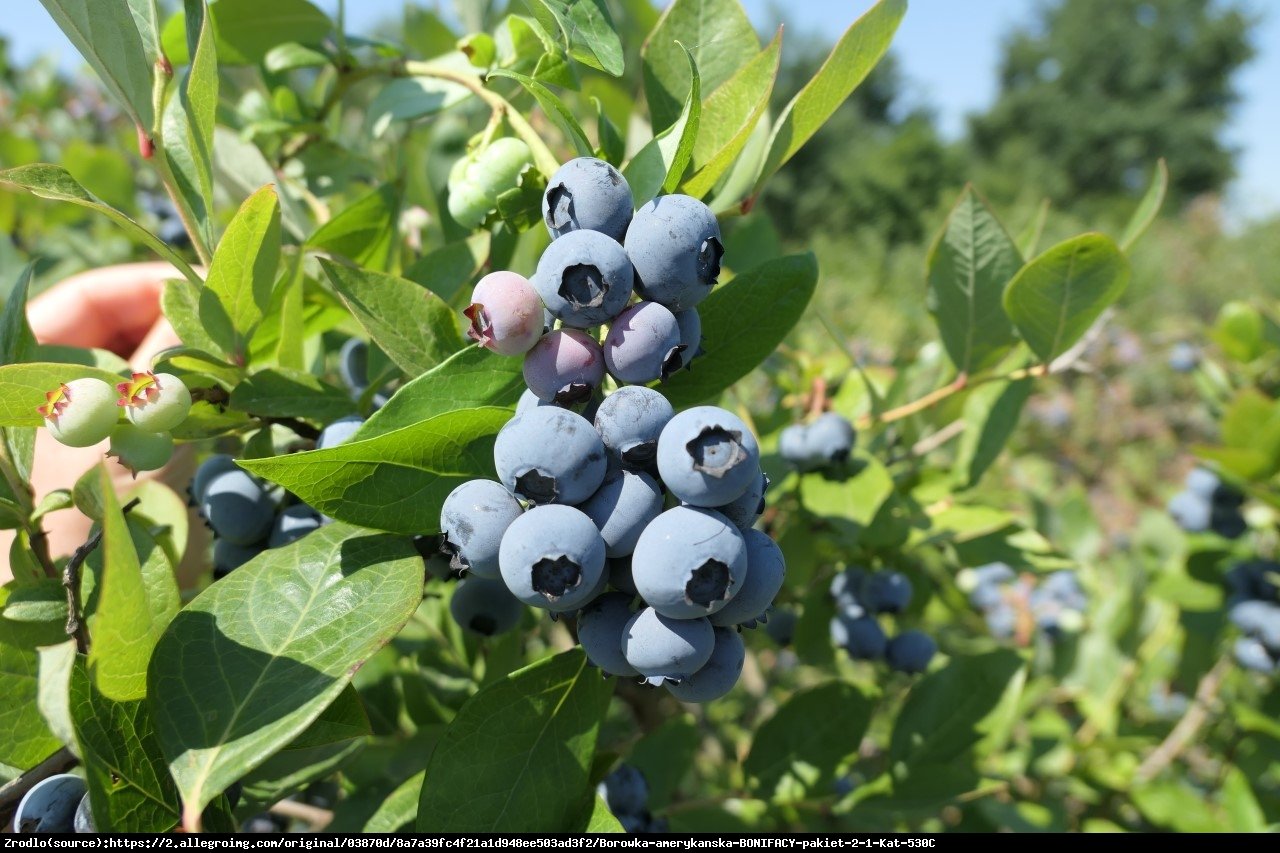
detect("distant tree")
[970,0,1254,205]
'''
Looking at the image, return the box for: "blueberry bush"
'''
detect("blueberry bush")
[1,0,1276,835]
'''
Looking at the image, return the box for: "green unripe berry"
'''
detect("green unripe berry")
[108,424,174,475]
[118,371,192,433]
[39,378,119,448]
[446,138,534,228]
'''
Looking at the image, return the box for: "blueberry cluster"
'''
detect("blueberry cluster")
[778,412,856,472]
[827,569,936,673]
[37,371,192,475]
[439,162,784,703]
[461,156,712,396]
[1167,467,1246,538]
[958,564,1086,641]
[598,765,666,834]
[1225,560,1280,674]
[196,417,362,577]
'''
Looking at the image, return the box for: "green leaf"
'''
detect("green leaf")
[1015,199,1050,259]
[627,716,700,810]
[0,363,124,428]
[200,185,282,359]
[169,0,218,251]
[1220,766,1266,832]
[489,70,594,157]
[0,616,62,770]
[0,165,201,285]
[744,682,873,800]
[307,184,401,270]
[87,467,178,702]
[952,379,1033,488]
[364,770,425,832]
[1,264,38,365]
[1002,233,1129,364]
[753,0,906,195]
[682,30,781,199]
[71,661,181,832]
[126,0,164,67]
[264,42,331,73]
[926,186,1022,375]
[320,260,464,377]
[148,523,424,827]
[403,233,490,303]
[3,579,67,626]
[524,0,623,77]
[241,408,507,534]
[355,347,524,440]
[162,279,224,357]
[162,0,332,65]
[417,650,612,832]
[888,650,1024,771]
[641,0,758,130]
[229,368,355,423]
[368,76,471,138]
[211,128,309,240]
[624,45,700,202]
[662,254,817,408]
[240,685,370,804]
[37,0,154,131]
[1119,158,1168,251]
[1211,301,1266,364]
[800,452,894,530]
[36,640,79,758]
[582,796,624,832]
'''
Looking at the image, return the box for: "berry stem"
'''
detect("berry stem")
[148,56,214,267]
[1134,654,1232,783]
[400,61,561,179]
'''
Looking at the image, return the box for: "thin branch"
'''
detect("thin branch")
[268,798,334,830]
[147,57,213,266]
[0,748,76,820]
[1135,655,1233,783]
[190,386,321,440]
[62,498,141,654]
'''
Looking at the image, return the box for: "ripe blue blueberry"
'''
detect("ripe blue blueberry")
[1168,342,1200,373]
[269,504,322,548]
[672,308,703,372]
[625,194,723,312]
[337,339,391,409]
[1185,467,1220,498]
[603,301,685,384]
[533,229,634,328]
[1233,636,1276,673]
[192,454,239,504]
[12,773,86,833]
[542,157,633,243]
[621,606,714,685]
[656,406,761,507]
[630,506,748,619]
[201,469,275,545]
[213,539,264,578]
[450,577,525,636]
[577,592,639,676]
[440,479,526,578]
[1167,490,1210,532]
[73,794,95,834]
[709,529,786,629]
[594,386,675,469]
[984,602,1017,639]
[498,505,605,612]
[523,329,606,405]
[885,630,937,674]
[707,469,768,531]
[1225,560,1279,602]
[598,765,648,818]
[862,571,912,614]
[667,627,745,703]
[317,415,365,450]
[805,412,855,465]
[1039,571,1087,611]
[1210,504,1247,539]
[1229,600,1280,649]
[579,469,664,558]
[830,613,887,660]
[494,406,607,505]
[829,567,869,615]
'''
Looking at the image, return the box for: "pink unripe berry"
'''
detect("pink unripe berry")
[523,329,604,405]
[117,371,192,433]
[38,377,119,448]
[465,271,546,356]
[603,301,685,384]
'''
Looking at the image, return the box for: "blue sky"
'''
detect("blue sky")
[3,1,1277,218]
